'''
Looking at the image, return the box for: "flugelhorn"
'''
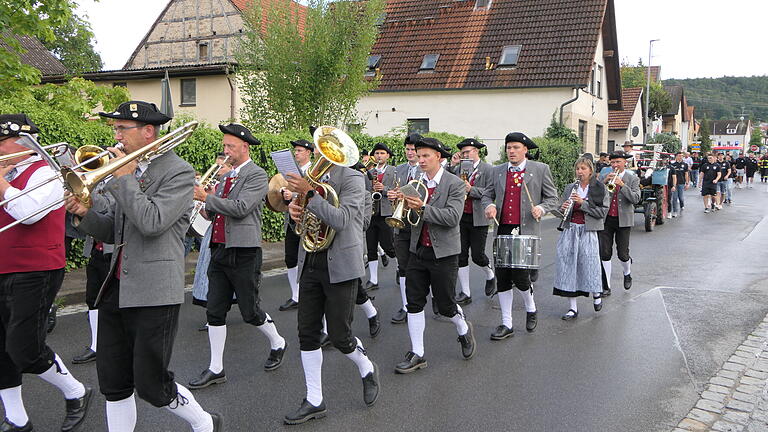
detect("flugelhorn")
[405,178,430,226]
[188,155,229,236]
[606,168,619,192]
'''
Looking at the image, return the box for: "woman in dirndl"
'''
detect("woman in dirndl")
[553,156,610,320]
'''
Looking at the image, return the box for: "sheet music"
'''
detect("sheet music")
[270,149,301,178]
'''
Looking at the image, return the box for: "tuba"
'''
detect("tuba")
[294,126,358,252]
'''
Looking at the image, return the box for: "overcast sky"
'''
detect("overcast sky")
[78,0,768,79]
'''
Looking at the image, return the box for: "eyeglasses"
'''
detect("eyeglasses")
[112,125,142,134]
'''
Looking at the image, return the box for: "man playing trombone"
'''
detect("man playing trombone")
[65,101,221,432]
[0,114,91,432]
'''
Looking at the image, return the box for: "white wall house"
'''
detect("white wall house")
[712,119,752,154]
[356,0,623,159]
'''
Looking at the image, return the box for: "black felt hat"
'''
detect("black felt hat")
[404,133,423,145]
[609,150,632,160]
[219,123,261,146]
[415,137,452,159]
[290,139,314,151]
[99,101,172,125]
[504,132,538,149]
[370,142,393,156]
[0,114,39,138]
[457,138,486,149]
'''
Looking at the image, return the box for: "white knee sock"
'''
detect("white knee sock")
[484,265,495,281]
[257,314,285,350]
[106,394,137,432]
[601,260,612,289]
[207,325,226,374]
[37,354,86,399]
[378,245,385,257]
[300,349,323,406]
[621,259,631,276]
[450,305,469,336]
[569,297,578,313]
[88,309,98,352]
[165,384,213,432]
[344,337,374,377]
[407,311,426,357]
[398,276,408,309]
[457,266,470,296]
[521,289,536,313]
[360,300,377,319]
[0,386,28,427]
[287,267,299,302]
[594,294,602,305]
[498,290,513,328]
[369,261,379,285]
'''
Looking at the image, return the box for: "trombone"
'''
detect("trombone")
[0,142,70,168]
[0,122,198,234]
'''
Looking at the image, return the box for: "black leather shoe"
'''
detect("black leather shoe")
[279,298,299,311]
[284,399,327,425]
[624,274,632,290]
[391,309,407,324]
[381,255,389,267]
[529,269,539,282]
[484,276,497,297]
[594,301,603,312]
[454,292,472,306]
[368,314,381,338]
[265,343,287,371]
[602,288,612,297]
[47,304,58,334]
[320,333,331,348]
[525,311,537,333]
[61,386,92,432]
[457,321,476,360]
[188,369,227,389]
[365,281,379,291]
[210,412,223,432]
[362,362,380,407]
[394,351,427,374]
[490,325,513,341]
[0,418,32,432]
[561,309,579,321]
[72,347,96,364]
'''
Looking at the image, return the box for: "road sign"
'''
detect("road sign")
[750,145,759,152]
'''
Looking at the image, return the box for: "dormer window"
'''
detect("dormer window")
[727,128,737,134]
[498,45,521,67]
[419,54,439,71]
[366,55,382,77]
[198,42,209,61]
[474,0,492,10]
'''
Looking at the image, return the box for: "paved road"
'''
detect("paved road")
[8,186,768,431]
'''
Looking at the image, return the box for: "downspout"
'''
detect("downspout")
[559,87,581,125]
[226,65,236,121]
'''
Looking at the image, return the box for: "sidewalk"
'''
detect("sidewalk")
[57,240,287,305]
[675,313,768,432]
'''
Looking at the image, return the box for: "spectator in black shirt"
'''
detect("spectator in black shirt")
[733,152,748,189]
[595,152,610,175]
[690,152,702,187]
[668,152,689,217]
[717,153,732,205]
[746,153,759,188]
[699,153,721,213]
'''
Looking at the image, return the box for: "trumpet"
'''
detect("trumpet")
[606,168,619,192]
[188,155,230,235]
[0,122,198,234]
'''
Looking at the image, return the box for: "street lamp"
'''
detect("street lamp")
[644,39,660,145]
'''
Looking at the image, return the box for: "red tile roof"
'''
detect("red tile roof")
[608,87,642,130]
[370,0,614,91]
[231,0,307,35]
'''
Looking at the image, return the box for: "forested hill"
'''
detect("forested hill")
[664,75,768,122]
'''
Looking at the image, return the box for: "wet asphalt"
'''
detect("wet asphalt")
[7,184,768,431]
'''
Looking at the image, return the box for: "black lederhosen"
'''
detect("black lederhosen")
[459,212,489,268]
[394,227,412,278]
[405,246,459,317]
[494,224,532,293]
[366,215,396,262]
[284,224,300,269]
[598,216,631,262]
[206,245,267,327]
[85,248,112,310]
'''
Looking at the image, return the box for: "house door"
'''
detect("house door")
[608,140,615,153]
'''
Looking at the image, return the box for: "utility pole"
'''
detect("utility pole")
[644,39,660,145]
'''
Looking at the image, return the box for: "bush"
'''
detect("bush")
[534,137,581,193]
[648,132,682,154]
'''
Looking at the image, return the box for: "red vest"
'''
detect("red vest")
[608,186,620,217]
[500,169,524,225]
[211,177,235,244]
[419,186,437,247]
[463,170,476,214]
[571,203,586,225]
[0,160,65,274]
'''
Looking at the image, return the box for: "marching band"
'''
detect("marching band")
[0,102,745,431]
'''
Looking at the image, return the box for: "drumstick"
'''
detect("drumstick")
[522,181,540,222]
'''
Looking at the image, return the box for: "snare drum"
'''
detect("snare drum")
[493,235,541,269]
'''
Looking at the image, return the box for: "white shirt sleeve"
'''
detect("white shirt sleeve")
[3,165,64,224]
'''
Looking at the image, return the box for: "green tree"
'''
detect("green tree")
[620,62,673,121]
[237,0,385,132]
[699,117,712,154]
[41,10,102,73]
[648,132,682,154]
[749,127,763,148]
[0,0,74,96]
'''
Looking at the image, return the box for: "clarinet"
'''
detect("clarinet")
[557,181,578,232]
